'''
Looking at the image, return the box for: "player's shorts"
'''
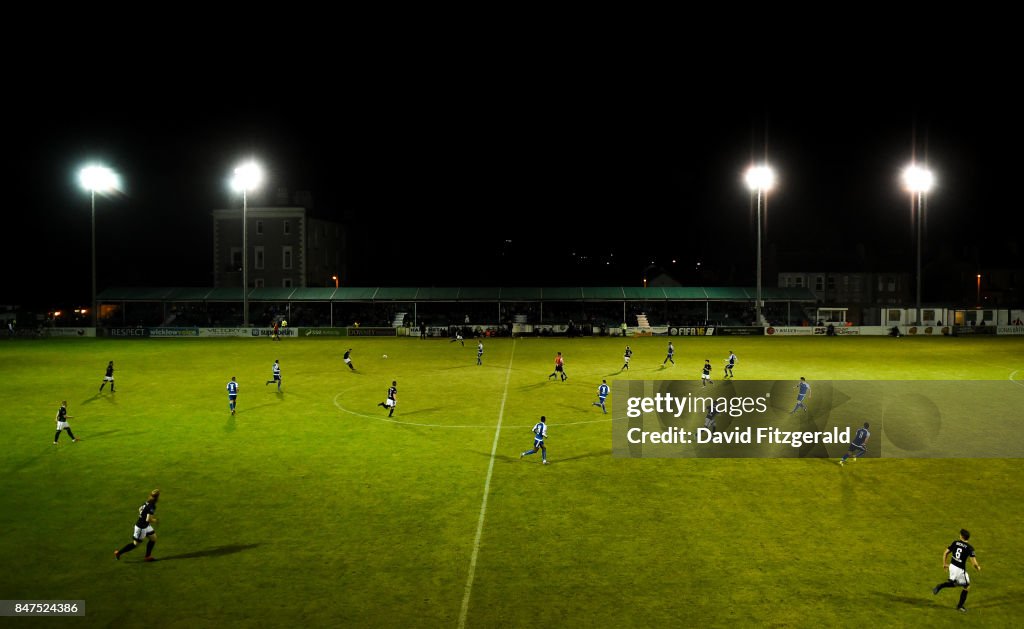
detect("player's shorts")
[533,438,545,448]
[624,356,630,363]
[796,394,807,402]
[948,564,970,586]
[56,421,69,430]
[384,398,396,408]
[847,442,867,454]
[104,376,114,382]
[344,358,352,364]
[228,395,237,401]
[555,365,564,372]
[133,525,155,541]
[272,375,281,381]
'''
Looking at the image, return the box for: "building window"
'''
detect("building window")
[283,278,293,288]
[827,276,835,290]
[887,277,896,292]
[887,309,901,322]
[254,246,264,270]
[256,220,263,235]
[794,276,804,288]
[253,278,264,288]
[230,247,242,270]
[282,246,293,270]
[283,220,291,236]
[815,276,824,291]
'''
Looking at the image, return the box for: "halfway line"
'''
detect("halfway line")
[458,339,516,629]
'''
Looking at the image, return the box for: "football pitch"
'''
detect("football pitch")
[1,335,1022,628]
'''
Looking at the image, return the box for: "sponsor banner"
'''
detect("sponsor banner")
[250,328,296,337]
[199,328,248,337]
[997,326,1024,336]
[669,326,715,336]
[765,326,813,336]
[901,325,953,336]
[715,326,764,336]
[44,328,97,337]
[106,327,150,338]
[613,380,1024,459]
[302,328,347,337]
[347,327,397,337]
[148,327,200,337]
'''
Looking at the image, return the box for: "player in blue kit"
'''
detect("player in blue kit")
[839,422,870,465]
[226,376,239,415]
[724,351,737,378]
[265,359,282,391]
[592,380,610,414]
[477,341,484,366]
[520,416,549,464]
[790,377,810,413]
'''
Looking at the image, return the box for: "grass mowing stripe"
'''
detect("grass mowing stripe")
[458,339,516,629]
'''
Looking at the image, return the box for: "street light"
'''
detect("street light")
[902,164,934,325]
[79,165,119,328]
[331,275,339,288]
[231,161,263,327]
[745,164,775,327]
[976,274,981,308]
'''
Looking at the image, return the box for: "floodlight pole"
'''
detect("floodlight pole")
[243,188,249,327]
[91,189,97,328]
[756,187,764,328]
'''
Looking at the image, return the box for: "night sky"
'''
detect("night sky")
[7,75,1023,310]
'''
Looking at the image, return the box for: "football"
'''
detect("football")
[382,354,388,359]
[281,320,288,327]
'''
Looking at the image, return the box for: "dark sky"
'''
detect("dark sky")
[7,75,1024,308]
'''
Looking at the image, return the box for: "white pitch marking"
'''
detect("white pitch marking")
[458,340,516,629]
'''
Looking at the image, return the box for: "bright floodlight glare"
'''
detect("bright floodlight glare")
[79,165,119,193]
[902,164,934,193]
[745,165,775,192]
[231,162,263,192]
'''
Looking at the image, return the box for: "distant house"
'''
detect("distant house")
[213,207,345,289]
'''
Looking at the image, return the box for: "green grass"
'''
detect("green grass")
[1,336,1022,628]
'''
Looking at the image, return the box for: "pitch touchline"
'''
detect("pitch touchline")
[458,339,515,629]
[332,391,619,428]
[1011,370,1024,389]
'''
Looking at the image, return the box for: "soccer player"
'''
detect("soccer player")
[662,342,675,366]
[343,348,355,371]
[701,359,714,386]
[838,422,870,465]
[377,380,398,417]
[724,351,737,378]
[477,341,484,366]
[790,377,811,414]
[114,489,160,562]
[592,380,610,414]
[548,352,567,381]
[265,359,282,391]
[227,376,239,415]
[99,360,115,392]
[703,408,719,433]
[622,345,632,371]
[933,528,981,613]
[520,415,549,464]
[271,319,280,341]
[450,331,465,346]
[53,400,78,444]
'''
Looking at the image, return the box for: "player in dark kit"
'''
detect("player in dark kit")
[53,400,78,444]
[838,422,870,465]
[115,489,160,562]
[662,342,675,366]
[724,351,737,378]
[933,529,981,613]
[377,381,398,417]
[621,346,632,371]
[343,349,355,371]
[701,359,714,386]
[99,360,115,392]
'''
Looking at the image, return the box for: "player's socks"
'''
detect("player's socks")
[146,541,155,556]
[958,591,968,608]
[66,429,76,440]
[118,543,136,556]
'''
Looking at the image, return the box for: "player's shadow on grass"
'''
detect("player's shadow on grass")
[225,416,236,433]
[156,543,261,561]
[402,407,442,416]
[81,393,116,406]
[550,450,610,464]
[873,591,932,607]
[82,429,121,440]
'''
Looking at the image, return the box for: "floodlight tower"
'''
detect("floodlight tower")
[745,164,775,327]
[79,165,119,327]
[231,161,263,326]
